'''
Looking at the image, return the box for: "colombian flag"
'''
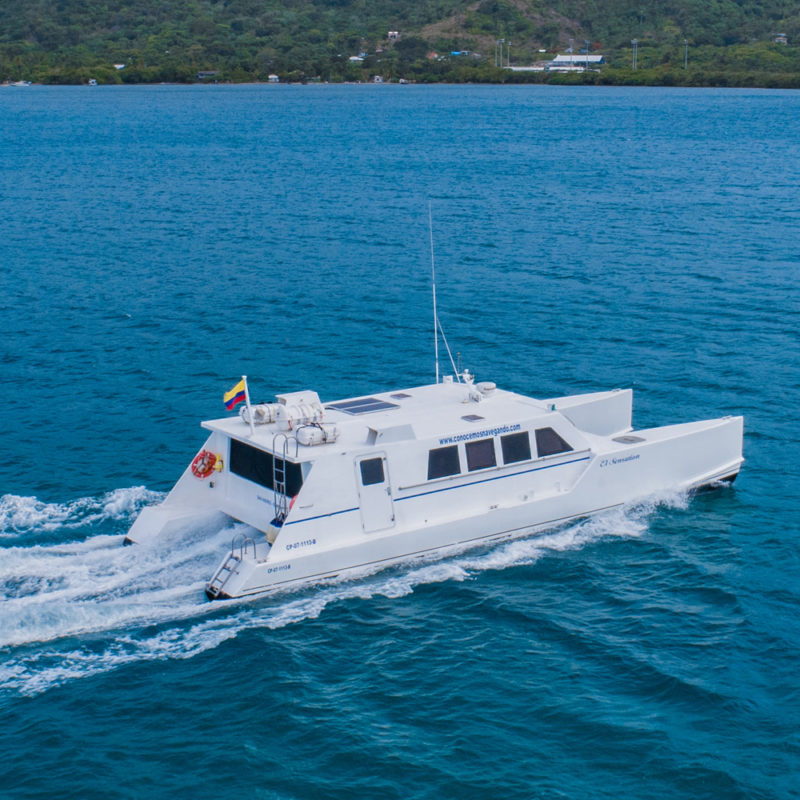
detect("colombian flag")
[224,378,246,410]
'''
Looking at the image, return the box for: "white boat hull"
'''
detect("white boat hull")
[208,418,742,598]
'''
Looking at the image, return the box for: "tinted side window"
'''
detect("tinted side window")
[465,438,496,471]
[427,446,460,480]
[230,440,304,495]
[360,458,384,486]
[230,439,274,488]
[535,427,573,458]
[501,432,532,464]
[281,458,304,496]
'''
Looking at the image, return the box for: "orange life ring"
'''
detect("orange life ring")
[191,450,217,479]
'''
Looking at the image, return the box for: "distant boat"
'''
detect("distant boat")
[8,80,32,87]
[88,79,97,86]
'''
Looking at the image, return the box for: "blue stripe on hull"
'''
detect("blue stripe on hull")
[286,455,591,525]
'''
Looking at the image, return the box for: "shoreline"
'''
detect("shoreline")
[5,80,800,91]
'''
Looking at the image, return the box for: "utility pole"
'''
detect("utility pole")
[495,38,504,67]
[507,40,511,66]
[631,38,638,70]
[585,39,590,72]
[684,39,688,69]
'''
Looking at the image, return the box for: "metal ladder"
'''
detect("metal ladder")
[205,535,256,599]
[271,433,298,525]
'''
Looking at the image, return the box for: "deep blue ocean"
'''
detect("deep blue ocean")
[1,84,799,799]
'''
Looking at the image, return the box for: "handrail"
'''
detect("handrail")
[231,533,257,560]
[271,433,299,522]
[271,432,299,460]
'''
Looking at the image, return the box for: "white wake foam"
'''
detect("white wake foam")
[0,487,163,537]
[0,516,242,647]
[0,489,688,696]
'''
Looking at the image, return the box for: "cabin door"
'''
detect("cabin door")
[355,454,395,533]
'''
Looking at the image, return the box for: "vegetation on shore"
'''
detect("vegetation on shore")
[2,0,800,87]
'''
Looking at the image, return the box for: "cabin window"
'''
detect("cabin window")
[427,445,460,480]
[281,459,305,496]
[230,439,304,495]
[360,458,384,486]
[535,427,573,458]
[465,438,496,471]
[501,431,532,464]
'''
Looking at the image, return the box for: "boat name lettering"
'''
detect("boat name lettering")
[256,494,271,505]
[439,423,521,445]
[599,454,641,467]
[267,563,292,574]
[286,539,317,551]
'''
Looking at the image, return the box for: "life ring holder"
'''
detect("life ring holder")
[191,450,217,479]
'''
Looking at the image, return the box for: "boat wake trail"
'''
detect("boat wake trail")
[0,498,237,648]
[0,488,688,697]
[0,487,163,539]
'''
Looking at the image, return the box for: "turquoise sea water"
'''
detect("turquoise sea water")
[1,85,799,799]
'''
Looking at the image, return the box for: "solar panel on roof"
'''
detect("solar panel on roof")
[336,397,377,408]
[355,402,398,413]
[327,397,399,415]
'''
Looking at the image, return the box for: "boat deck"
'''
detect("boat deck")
[202,380,563,459]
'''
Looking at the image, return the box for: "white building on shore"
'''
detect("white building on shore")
[552,54,604,66]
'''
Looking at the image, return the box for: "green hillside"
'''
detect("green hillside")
[2,0,800,85]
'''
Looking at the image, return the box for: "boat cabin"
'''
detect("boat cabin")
[197,378,627,545]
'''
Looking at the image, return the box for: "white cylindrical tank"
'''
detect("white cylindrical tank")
[296,423,339,446]
[275,402,325,431]
[240,403,280,425]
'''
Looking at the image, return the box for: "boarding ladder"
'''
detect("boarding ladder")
[271,433,298,526]
[206,534,257,599]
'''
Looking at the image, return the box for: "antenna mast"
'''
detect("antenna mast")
[429,202,440,384]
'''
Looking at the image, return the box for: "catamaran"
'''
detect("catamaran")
[125,221,743,598]
[125,371,744,600]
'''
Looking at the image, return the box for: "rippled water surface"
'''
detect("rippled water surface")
[1,85,799,799]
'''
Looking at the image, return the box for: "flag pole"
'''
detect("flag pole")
[242,375,255,436]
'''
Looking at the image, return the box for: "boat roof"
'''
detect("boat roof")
[202,380,557,460]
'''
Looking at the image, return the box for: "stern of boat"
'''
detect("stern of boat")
[124,430,231,545]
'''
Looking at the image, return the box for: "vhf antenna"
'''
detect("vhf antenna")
[428,203,461,383]
[429,202,440,384]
